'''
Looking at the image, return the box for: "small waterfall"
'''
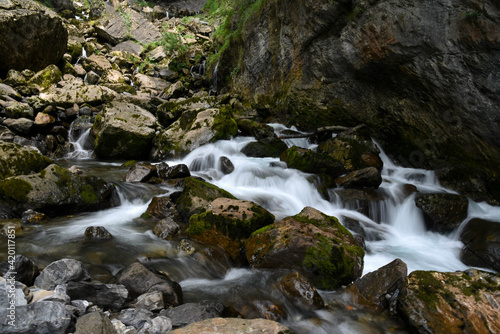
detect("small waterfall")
[190,60,206,79]
[75,47,87,65]
[66,118,94,159]
[166,10,169,19]
[209,62,219,96]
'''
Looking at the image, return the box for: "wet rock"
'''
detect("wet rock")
[189,198,275,263]
[0,0,67,74]
[346,258,407,312]
[280,146,346,179]
[84,226,114,241]
[241,137,288,158]
[174,177,235,219]
[397,269,500,334]
[143,196,176,220]
[91,102,157,160]
[134,291,165,312]
[125,162,157,183]
[236,119,276,139]
[415,193,469,233]
[277,272,325,310]
[153,218,180,240]
[161,301,224,328]
[34,258,90,290]
[168,317,292,334]
[66,281,128,310]
[0,301,72,334]
[0,163,117,218]
[245,207,364,290]
[333,188,389,218]
[460,218,500,272]
[116,262,182,306]
[0,141,52,179]
[74,311,116,334]
[219,156,235,174]
[334,167,382,189]
[157,163,191,180]
[4,254,39,287]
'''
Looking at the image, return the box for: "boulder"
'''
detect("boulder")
[137,316,172,334]
[188,198,275,263]
[277,272,325,310]
[21,209,48,224]
[174,177,235,219]
[4,255,39,287]
[91,102,157,160]
[160,301,224,329]
[334,167,382,189]
[0,301,72,334]
[346,258,407,312]
[415,193,469,233]
[39,79,117,108]
[152,107,237,160]
[66,281,128,310]
[74,312,116,334]
[0,0,67,74]
[133,73,171,95]
[82,54,113,76]
[245,207,364,290]
[0,83,22,100]
[219,156,235,174]
[0,164,117,218]
[143,196,176,220]
[241,137,289,158]
[124,162,157,183]
[4,102,34,119]
[157,163,191,180]
[397,269,500,334]
[3,118,34,135]
[34,258,90,290]
[168,317,292,334]
[84,226,114,241]
[0,142,52,180]
[280,146,346,179]
[27,65,62,91]
[116,262,182,306]
[236,118,276,139]
[153,218,180,240]
[460,218,500,272]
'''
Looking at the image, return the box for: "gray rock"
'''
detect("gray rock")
[119,308,154,330]
[34,258,90,290]
[152,218,180,240]
[3,118,34,135]
[219,156,234,174]
[4,102,33,119]
[0,83,21,100]
[137,316,172,334]
[125,162,157,183]
[66,281,128,310]
[460,218,500,272]
[84,226,114,241]
[161,301,224,328]
[134,291,165,312]
[4,254,39,286]
[241,137,288,158]
[74,311,116,334]
[415,193,469,233]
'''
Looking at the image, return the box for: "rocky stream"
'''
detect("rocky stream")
[0,0,499,333]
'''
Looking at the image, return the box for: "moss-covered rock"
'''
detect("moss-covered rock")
[241,137,288,158]
[27,65,62,91]
[245,207,364,290]
[0,164,117,218]
[397,269,500,334]
[174,177,236,220]
[236,118,276,139]
[0,142,53,180]
[280,146,346,179]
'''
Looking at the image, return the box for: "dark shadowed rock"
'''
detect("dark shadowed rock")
[143,196,176,220]
[21,209,48,224]
[335,167,382,189]
[277,272,325,310]
[34,258,90,290]
[158,163,191,180]
[84,226,114,241]
[241,137,288,158]
[161,301,224,328]
[219,156,235,174]
[415,193,469,233]
[460,218,500,272]
[4,255,39,287]
[66,281,128,310]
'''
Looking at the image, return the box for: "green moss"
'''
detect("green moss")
[81,185,97,203]
[0,178,33,202]
[411,271,444,311]
[251,223,276,236]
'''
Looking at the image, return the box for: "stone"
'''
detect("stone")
[241,137,288,158]
[133,73,170,94]
[245,207,364,290]
[34,112,56,127]
[4,102,34,119]
[168,317,292,334]
[125,162,157,183]
[161,301,224,328]
[334,167,382,189]
[219,156,235,174]
[0,83,21,100]
[4,254,39,287]
[74,312,116,334]
[397,269,500,334]
[118,308,154,330]
[34,258,90,290]
[0,0,67,74]
[3,118,34,135]
[39,79,118,108]
[27,65,63,91]
[84,226,114,241]
[280,146,346,179]
[415,193,469,233]
[116,262,182,306]
[153,218,180,240]
[0,141,52,179]
[82,54,113,76]
[143,196,176,220]
[157,163,191,180]
[66,281,128,310]
[134,291,165,312]
[460,218,500,272]
[137,316,172,334]
[21,209,47,226]
[277,272,325,310]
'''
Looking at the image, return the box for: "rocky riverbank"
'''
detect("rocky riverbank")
[0,0,499,333]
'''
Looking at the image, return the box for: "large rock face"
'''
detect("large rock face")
[0,0,68,75]
[219,0,500,203]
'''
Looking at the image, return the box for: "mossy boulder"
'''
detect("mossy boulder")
[174,177,236,220]
[241,137,289,158]
[415,193,469,233]
[397,269,500,334]
[0,142,52,180]
[188,198,275,263]
[0,164,117,218]
[280,146,346,179]
[460,218,500,272]
[151,106,238,160]
[236,119,276,139]
[91,102,157,160]
[245,207,364,290]
[27,65,62,91]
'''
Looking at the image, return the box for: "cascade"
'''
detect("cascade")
[65,117,94,159]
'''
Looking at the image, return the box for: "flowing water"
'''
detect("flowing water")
[3,122,499,333]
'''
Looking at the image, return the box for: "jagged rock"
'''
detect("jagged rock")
[157,163,191,180]
[460,218,500,272]
[4,254,39,286]
[277,272,325,310]
[245,207,364,290]
[0,163,117,217]
[143,196,176,220]
[125,162,157,183]
[397,269,500,334]
[168,317,292,334]
[82,54,113,76]
[84,226,114,241]
[415,193,469,233]
[0,301,72,334]
[189,198,275,263]
[34,258,90,290]
[334,167,382,189]
[174,177,236,219]
[0,0,67,74]
[74,311,116,334]
[153,218,180,240]
[116,262,182,306]
[91,102,157,160]
[160,301,224,328]
[151,107,237,160]
[133,291,165,312]
[241,137,288,158]
[0,278,27,307]
[137,316,172,334]
[66,281,128,310]
[0,141,52,180]
[118,308,154,330]
[346,258,407,312]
